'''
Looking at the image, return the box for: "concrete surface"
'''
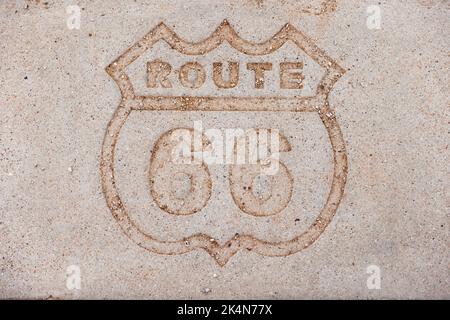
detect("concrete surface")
[0,0,449,299]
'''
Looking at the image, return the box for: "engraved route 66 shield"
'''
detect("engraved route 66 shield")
[101,20,348,266]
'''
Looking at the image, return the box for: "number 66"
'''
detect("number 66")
[148,128,293,216]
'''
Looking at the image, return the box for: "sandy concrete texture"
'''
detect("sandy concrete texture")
[0,0,449,299]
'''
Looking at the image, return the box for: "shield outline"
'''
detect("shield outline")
[101,20,348,265]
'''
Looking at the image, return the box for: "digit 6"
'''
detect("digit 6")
[148,128,212,215]
[229,129,293,217]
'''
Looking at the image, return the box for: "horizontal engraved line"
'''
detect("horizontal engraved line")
[132,96,319,112]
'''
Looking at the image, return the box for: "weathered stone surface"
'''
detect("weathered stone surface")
[0,0,448,299]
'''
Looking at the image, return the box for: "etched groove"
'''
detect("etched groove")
[101,20,348,266]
